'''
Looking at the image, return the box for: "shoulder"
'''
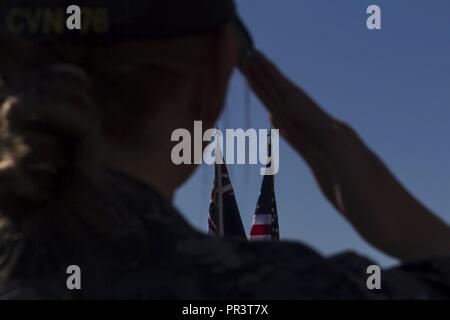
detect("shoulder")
[383,255,450,299]
[134,228,382,299]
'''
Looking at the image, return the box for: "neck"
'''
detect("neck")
[104,143,178,204]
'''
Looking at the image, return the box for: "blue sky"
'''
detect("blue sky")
[175,0,450,266]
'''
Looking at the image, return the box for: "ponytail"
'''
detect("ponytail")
[0,38,100,208]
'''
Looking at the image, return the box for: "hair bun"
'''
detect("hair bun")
[0,63,100,206]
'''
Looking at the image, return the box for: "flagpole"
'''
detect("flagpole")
[267,127,273,176]
[269,127,280,241]
[217,164,224,237]
[215,129,225,237]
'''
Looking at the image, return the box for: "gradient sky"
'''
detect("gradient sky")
[175,0,450,266]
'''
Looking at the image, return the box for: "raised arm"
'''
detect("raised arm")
[241,51,450,262]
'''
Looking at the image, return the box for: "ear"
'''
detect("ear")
[190,24,239,127]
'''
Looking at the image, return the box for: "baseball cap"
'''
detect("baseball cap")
[0,0,250,45]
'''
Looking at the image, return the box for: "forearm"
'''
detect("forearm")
[242,51,450,260]
[322,122,450,261]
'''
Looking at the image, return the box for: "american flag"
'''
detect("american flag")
[208,160,247,240]
[250,132,280,241]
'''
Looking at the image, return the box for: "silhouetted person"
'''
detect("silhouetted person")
[0,0,449,299]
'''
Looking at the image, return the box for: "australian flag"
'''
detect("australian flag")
[250,131,280,241]
[208,160,247,240]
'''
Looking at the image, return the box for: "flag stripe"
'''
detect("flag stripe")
[221,184,233,194]
[250,234,272,241]
[252,214,272,225]
[250,224,273,235]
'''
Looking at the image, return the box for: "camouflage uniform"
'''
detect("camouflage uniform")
[0,169,449,299]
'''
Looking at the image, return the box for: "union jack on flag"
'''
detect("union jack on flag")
[250,132,280,241]
[208,160,247,240]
